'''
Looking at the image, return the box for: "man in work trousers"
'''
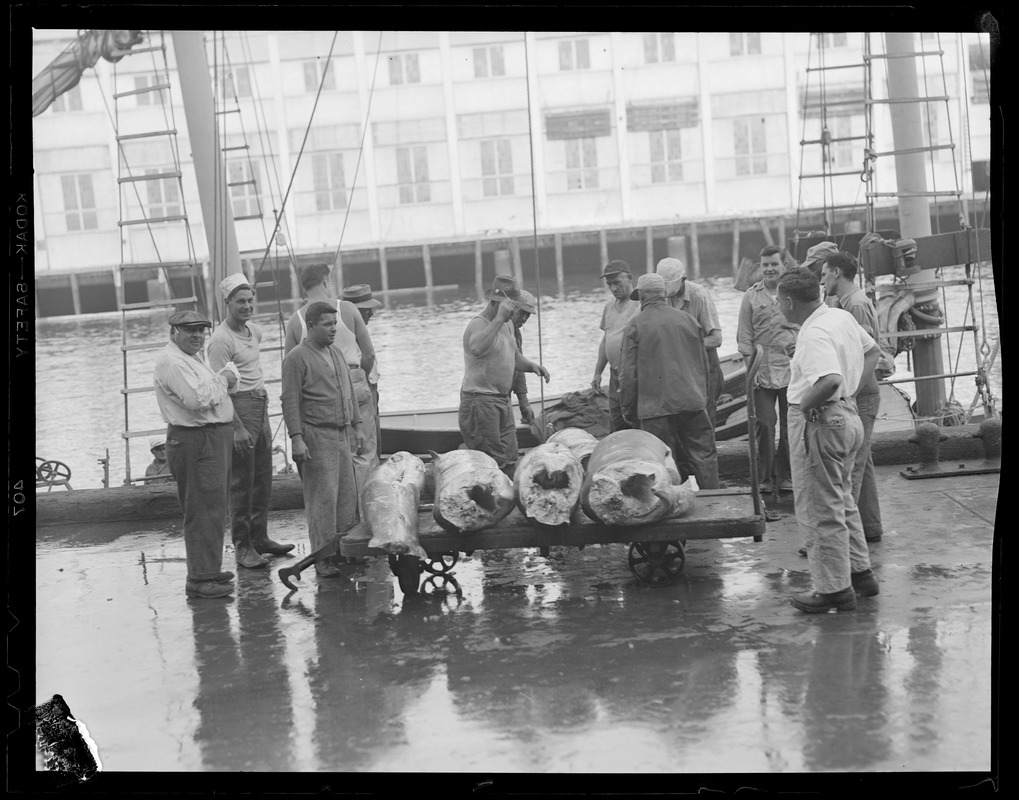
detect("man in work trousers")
[591,260,640,432]
[736,245,797,493]
[342,283,384,454]
[460,275,550,476]
[208,273,294,571]
[619,272,720,489]
[285,264,378,507]
[281,302,366,578]
[511,289,539,427]
[820,251,885,543]
[153,310,238,600]
[777,268,881,613]
[655,258,725,429]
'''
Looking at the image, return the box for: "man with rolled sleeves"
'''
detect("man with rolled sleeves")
[591,260,640,432]
[820,250,885,543]
[777,267,881,613]
[208,273,294,570]
[153,310,238,600]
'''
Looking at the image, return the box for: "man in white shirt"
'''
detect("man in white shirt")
[591,260,640,432]
[777,268,881,613]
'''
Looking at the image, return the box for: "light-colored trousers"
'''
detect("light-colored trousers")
[297,424,359,553]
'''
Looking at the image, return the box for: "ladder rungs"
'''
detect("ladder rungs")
[253,281,276,288]
[801,135,870,145]
[123,428,169,439]
[799,203,867,212]
[121,295,198,310]
[228,180,257,187]
[120,260,197,271]
[871,144,956,158]
[119,215,188,226]
[880,371,978,385]
[119,170,182,183]
[881,325,978,340]
[864,51,944,60]
[260,346,283,354]
[215,108,241,115]
[803,99,864,108]
[122,342,169,352]
[125,44,165,55]
[799,169,862,179]
[866,96,950,105]
[234,214,263,221]
[117,128,178,142]
[121,386,155,395]
[113,82,171,99]
[805,63,867,72]
[222,145,250,152]
[867,190,962,198]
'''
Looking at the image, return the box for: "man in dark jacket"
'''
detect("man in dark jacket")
[619,273,719,489]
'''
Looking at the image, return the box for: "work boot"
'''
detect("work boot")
[778,478,794,493]
[235,544,269,569]
[315,560,343,578]
[791,587,857,613]
[211,571,235,583]
[185,579,234,600]
[851,569,880,597]
[253,537,295,557]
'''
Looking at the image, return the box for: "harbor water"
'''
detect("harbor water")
[34,266,1000,489]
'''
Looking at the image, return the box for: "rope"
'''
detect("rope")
[523,32,546,426]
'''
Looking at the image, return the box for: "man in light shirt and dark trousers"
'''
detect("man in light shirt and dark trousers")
[591,260,640,432]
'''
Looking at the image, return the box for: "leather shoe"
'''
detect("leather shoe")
[791,587,857,613]
[851,569,880,597]
[778,478,794,493]
[315,560,343,578]
[186,579,234,599]
[254,538,295,557]
[211,571,235,583]
[760,479,775,493]
[236,545,269,569]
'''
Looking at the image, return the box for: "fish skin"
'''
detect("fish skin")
[431,449,516,534]
[580,429,697,525]
[364,451,429,560]
[547,427,598,466]
[513,442,584,528]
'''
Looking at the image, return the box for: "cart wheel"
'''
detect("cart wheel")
[393,555,422,595]
[424,551,459,576]
[628,541,685,587]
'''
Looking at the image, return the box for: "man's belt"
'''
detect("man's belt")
[461,390,506,398]
[168,421,233,430]
[232,388,267,399]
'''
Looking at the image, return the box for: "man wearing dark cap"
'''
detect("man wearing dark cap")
[153,309,238,600]
[591,260,640,432]
[460,275,550,475]
[208,273,294,570]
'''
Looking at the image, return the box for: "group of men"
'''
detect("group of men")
[153,264,385,599]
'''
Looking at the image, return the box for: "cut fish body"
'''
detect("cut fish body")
[513,442,585,528]
[364,451,428,560]
[430,449,516,533]
[580,429,698,526]
[546,427,598,468]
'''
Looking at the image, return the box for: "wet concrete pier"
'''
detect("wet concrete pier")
[30,465,997,780]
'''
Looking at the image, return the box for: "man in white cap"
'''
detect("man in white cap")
[510,289,538,425]
[460,275,550,475]
[153,309,237,599]
[208,273,294,570]
[144,437,173,483]
[655,258,724,429]
[591,260,640,432]
[620,273,719,489]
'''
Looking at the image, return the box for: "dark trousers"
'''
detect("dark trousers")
[371,382,381,456]
[229,393,274,550]
[459,391,519,472]
[753,385,790,485]
[641,411,720,489]
[166,423,231,581]
[608,367,633,433]
[853,391,884,539]
[706,348,723,428]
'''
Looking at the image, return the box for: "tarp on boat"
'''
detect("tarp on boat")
[541,388,611,439]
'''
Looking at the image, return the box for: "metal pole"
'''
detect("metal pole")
[884,32,947,416]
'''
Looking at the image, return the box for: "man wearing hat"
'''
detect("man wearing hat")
[341,283,384,462]
[153,309,238,600]
[510,289,538,426]
[655,258,725,429]
[591,260,640,432]
[620,273,719,488]
[460,275,550,474]
[799,240,840,282]
[144,438,173,483]
[208,273,294,570]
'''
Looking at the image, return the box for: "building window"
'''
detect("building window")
[734,116,767,176]
[473,45,506,78]
[565,137,598,190]
[818,33,849,48]
[921,107,940,149]
[396,146,430,203]
[304,59,336,92]
[828,116,855,169]
[220,65,252,99]
[480,139,514,197]
[389,53,421,85]
[643,33,676,64]
[730,33,762,56]
[969,43,989,104]
[52,84,82,113]
[558,38,591,71]
[311,152,346,211]
[145,169,181,218]
[228,160,261,217]
[649,129,683,183]
[60,174,97,231]
[134,75,153,106]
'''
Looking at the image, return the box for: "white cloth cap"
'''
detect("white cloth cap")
[219,272,251,301]
[149,437,165,451]
[655,258,687,296]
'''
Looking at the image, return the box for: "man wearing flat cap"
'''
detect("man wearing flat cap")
[620,273,720,489]
[208,273,294,570]
[799,241,840,283]
[655,258,725,430]
[591,260,640,432]
[144,437,173,484]
[460,275,550,475]
[510,289,538,426]
[153,309,239,599]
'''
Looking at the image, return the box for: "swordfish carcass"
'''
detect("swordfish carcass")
[429,449,516,534]
[513,441,585,528]
[363,451,429,560]
[580,429,698,526]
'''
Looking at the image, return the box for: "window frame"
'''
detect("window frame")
[733,116,768,176]
[396,144,431,204]
[227,159,261,217]
[60,173,98,231]
[565,136,599,190]
[479,137,515,197]
[310,151,347,211]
